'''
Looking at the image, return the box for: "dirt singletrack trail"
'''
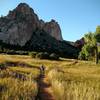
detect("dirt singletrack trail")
[36,69,55,100]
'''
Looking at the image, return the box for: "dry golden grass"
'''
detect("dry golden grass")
[0,54,40,100]
[47,60,100,100]
[0,54,100,100]
[0,78,37,100]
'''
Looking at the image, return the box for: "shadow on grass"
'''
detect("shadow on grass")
[0,61,40,70]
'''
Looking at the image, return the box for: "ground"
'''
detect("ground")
[0,54,100,100]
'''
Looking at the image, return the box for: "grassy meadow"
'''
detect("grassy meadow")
[47,60,100,100]
[0,54,39,100]
[0,54,100,100]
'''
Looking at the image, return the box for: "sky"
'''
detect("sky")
[0,0,100,41]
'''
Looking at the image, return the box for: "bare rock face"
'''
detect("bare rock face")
[0,3,63,46]
[43,19,63,41]
[0,3,40,46]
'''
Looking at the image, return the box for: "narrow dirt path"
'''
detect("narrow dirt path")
[36,72,55,100]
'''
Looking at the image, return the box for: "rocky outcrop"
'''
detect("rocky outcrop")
[43,20,63,41]
[75,38,85,49]
[0,3,63,46]
[38,19,63,41]
[0,3,40,46]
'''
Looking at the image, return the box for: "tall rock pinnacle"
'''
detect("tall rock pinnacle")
[0,3,63,46]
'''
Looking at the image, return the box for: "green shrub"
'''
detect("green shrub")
[29,52,37,58]
[49,53,59,60]
[78,52,87,60]
[36,52,49,59]
[78,44,95,60]
[30,52,59,60]
[36,52,45,59]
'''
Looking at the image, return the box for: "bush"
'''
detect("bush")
[78,44,95,60]
[78,52,87,60]
[29,52,37,58]
[49,53,59,60]
[36,52,45,59]
[36,52,50,59]
[29,52,59,60]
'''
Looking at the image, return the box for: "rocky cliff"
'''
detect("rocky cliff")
[0,3,63,46]
[0,3,79,58]
[43,20,63,41]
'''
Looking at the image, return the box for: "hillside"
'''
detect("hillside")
[0,3,79,58]
[0,3,62,46]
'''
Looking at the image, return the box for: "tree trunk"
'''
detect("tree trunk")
[95,46,99,64]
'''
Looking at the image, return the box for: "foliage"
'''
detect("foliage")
[29,52,37,58]
[36,52,47,59]
[78,51,86,60]
[79,32,96,60]
[36,52,50,59]
[79,44,95,60]
[49,53,59,60]
[30,52,59,60]
[95,26,100,43]
[84,32,96,46]
[36,52,59,60]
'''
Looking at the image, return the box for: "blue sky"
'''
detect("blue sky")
[0,0,100,41]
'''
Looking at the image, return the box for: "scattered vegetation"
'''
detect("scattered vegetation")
[29,52,37,58]
[29,52,59,60]
[49,53,59,60]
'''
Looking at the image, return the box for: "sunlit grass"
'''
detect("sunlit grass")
[0,54,60,68]
[0,54,100,100]
[0,54,40,100]
[47,61,100,100]
[9,67,40,79]
[0,78,37,100]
